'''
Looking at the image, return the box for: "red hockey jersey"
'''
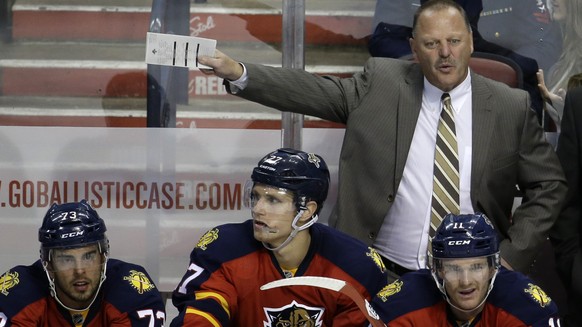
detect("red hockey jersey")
[372,268,560,326]
[0,259,165,327]
[170,220,388,327]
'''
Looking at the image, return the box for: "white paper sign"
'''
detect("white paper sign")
[145,32,216,69]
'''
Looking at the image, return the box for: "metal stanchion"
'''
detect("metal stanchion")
[281,0,305,149]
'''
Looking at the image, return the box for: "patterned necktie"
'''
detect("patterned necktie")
[430,93,460,236]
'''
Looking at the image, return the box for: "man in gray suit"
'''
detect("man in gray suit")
[198,0,566,279]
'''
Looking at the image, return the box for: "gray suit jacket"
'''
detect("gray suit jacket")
[236,57,566,272]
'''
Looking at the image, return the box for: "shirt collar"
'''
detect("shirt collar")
[423,69,472,112]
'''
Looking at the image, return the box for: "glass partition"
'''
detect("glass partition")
[0,0,575,320]
[0,0,374,129]
[1,0,578,129]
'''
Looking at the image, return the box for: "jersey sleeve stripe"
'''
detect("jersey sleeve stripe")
[195,291,230,317]
[185,307,221,327]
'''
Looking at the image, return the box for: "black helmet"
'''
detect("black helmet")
[251,148,330,213]
[432,212,499,259]
[39,200,109,261]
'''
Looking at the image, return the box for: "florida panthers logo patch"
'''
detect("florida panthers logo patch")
[376,280,403,302]
[263,300,324,327]
[0,271,19,296]
[524,283,552,307]
[124,270,156,294]
[196,228,219,250]
[366,247,386,272]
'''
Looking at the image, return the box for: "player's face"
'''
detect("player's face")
[48,244,104,309]
[440,257,495,312]
[410,6,473,92]
[250,183,297,246]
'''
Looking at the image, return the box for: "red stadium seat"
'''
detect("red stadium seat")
[468,52,523,88]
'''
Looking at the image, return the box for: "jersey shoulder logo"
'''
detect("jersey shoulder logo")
[124,270,156,294]
[307,153,321,168]
[263,300,324,327]
[0,271,20,296]
[524,283,552,307]
[376,280,403,302]
[196,228,219,250]
[366,247,386,272]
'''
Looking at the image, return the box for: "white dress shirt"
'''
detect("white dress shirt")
[374,72,474,270]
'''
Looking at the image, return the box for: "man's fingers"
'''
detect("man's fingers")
[199,68,215,75]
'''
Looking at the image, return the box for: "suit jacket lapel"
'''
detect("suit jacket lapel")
[470,74,495,202]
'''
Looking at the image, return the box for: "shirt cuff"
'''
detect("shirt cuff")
[227,63,248,94]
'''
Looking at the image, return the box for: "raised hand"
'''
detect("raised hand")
[198,49,244,81]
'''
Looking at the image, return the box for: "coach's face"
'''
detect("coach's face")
[410,6,473,92]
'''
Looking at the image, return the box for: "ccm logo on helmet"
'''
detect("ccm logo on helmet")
[61,231,85,239]
[448,240,470,245]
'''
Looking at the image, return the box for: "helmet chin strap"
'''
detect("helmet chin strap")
[42,252,109,313]
[432,268,499,315]
[262,209,318,252]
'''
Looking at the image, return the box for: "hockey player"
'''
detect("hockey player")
[170,148,388,327]
[371,212,560,326]
[0,200,166,327]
